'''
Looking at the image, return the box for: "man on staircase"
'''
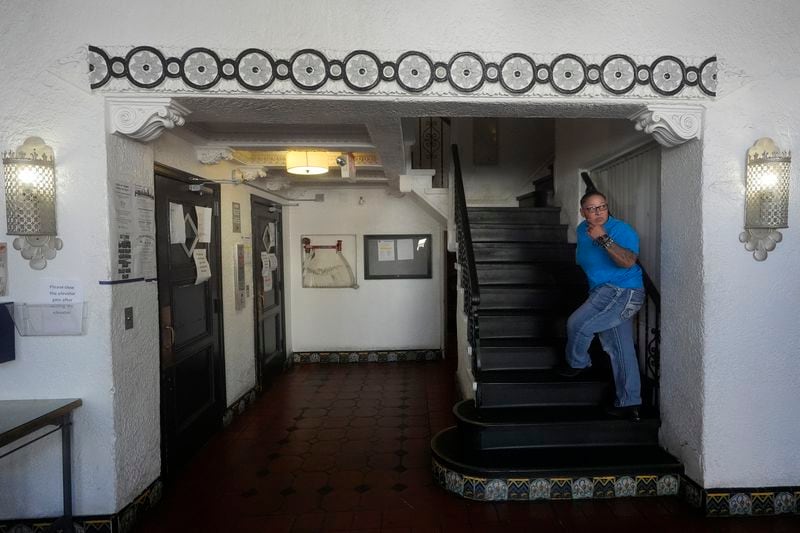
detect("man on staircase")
[558,191,645,421]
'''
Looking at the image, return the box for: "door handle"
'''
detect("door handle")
[164,325,175,346]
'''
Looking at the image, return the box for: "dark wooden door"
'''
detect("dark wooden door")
[154,166,225,476]
[251,196,286,388]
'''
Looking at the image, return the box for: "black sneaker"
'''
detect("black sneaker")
[605,404,641,422]
[556,365,589,378]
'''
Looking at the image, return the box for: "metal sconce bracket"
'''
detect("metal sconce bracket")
[739,137,791,261]
[2,137,63,270]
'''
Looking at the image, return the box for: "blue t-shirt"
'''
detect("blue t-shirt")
[576,216,643,290]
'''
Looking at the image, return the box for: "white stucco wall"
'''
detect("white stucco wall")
[287,188,444,351]
[1,0,800,519]
[700,69,800,487]
[451,118,554,206]
[105,134,161,514]
[659,140,705,483]
[0,11,114,516]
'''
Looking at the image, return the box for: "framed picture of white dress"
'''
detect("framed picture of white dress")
[300,234,358,288]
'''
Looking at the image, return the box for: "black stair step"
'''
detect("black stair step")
[431,427,683,479]
[480,285,585,311]
[479,337,563,370]
[477,369,610,408]
[454,400,659,451]
[476,262,586,286]
[474,242,576,263]
[471,224,567,243]
[468,207,561,225]
[478,310,567,338]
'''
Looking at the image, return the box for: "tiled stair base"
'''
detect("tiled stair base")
[432,458,680,501]
[293,349,442,364]
[432,458,800,517]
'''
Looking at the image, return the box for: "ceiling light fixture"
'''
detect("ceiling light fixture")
[286,151,329,175]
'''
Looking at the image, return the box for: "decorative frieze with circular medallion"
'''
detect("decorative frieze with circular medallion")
[88,46,717,97]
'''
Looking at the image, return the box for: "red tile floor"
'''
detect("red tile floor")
[138,359,799,532]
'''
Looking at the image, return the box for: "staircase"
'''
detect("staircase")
[431,146,682,502]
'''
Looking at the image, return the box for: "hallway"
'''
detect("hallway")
[137,360,798,532]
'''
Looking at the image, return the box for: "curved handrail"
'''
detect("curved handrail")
[452,145,481,376]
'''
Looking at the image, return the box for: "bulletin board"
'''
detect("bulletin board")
[363,234,432,279]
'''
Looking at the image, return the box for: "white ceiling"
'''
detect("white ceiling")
[173,96,644,187]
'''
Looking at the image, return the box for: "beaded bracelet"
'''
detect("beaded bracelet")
[596,234,615,249]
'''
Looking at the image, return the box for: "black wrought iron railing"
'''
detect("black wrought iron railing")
[581,172,661,410]
[452,145,481,377]
[637,268,661,410]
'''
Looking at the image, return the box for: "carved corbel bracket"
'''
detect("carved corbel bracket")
[196,145,234,165]
[107,97,190,142]
[232,166,291,191]
[232,165,268,182]
[629,104,704,147]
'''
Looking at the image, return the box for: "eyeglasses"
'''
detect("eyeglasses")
[582,203,608,214]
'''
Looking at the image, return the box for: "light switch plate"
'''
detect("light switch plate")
[124,307,134,330]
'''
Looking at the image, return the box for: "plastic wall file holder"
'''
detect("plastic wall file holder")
[6,302,87,336]
[0,302,14,363]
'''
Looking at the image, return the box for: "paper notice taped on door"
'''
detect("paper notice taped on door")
[169,203,186,244]
[195,206,213,243]
[193,248,212,285]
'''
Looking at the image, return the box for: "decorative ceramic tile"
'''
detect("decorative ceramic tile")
[657,475,679,496]
[484,479,509,501]
[89,46,717,97]
[684,481,702,508]
[636,475,658,496]
[529,478,551,500]
[751,492,774,515]
[293,350,442,364]
[593,477,616,498]
[462,476,483,499]
[614,476,636,497]
[706,493,730,516]
[445,471,464,496]
[550,478,573,499]
[507,479,530,500]
[572,477,593,499]
[728,493,752,515]
[774,491,795,514]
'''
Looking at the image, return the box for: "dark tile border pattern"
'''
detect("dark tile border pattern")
[293,349,442,364]
[681,476,800,517]
[0,478,162,533]
[222,387,258,428]
[432,458,680,501]
[88,46,718,97]
[431,458,799,517]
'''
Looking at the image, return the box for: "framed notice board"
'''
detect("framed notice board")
[363,234,432,279]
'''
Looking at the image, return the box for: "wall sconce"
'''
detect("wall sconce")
[2,137,63,269]
[739,137,791,261]
[286,151,329,175]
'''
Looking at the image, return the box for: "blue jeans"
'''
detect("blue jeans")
[566,284,645,407]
